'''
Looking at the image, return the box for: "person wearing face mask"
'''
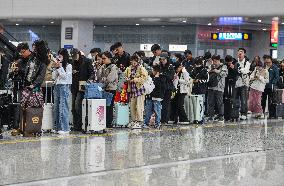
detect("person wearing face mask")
[159,53,175,125]
[88,48,101,62]
[124,55,148,129]
[248,61,268,119]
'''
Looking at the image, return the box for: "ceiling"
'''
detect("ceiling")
[0,16,282,31]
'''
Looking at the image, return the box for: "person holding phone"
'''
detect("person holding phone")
[52,48,72,135]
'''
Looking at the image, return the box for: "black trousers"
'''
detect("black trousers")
[73,92,84,131]
[171,93,188,123]
[106,90,116,128]
[161,91,172,123]
[207,89,224,117]
[261,88,274,115]
[233,86,248,116]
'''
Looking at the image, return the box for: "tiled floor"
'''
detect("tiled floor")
[1,119,284,186]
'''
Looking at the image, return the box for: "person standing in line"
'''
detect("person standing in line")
[172,62,190,124]
[206,55,228,123]
[159,53,175,126]
[261,55,279,118]
[124,55,148,129]
[97,51,118,128]
[233,48,251,120]
[52,49,72,135]
[248,61,269,119]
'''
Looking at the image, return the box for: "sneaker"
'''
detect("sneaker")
[206,117,214,123]
[259,114,265,119]
[142,125,150,129]
[58,131,69,135]
[50,129,58,134]
[131,122,142,129]
[217,117,224,123]
[168,121,174,124]
[240,115,247,120]
[154,123,161,129]
[127,121,135,128]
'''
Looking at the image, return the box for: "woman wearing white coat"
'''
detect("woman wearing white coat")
[52,49,72,134]
[172,62,190,124]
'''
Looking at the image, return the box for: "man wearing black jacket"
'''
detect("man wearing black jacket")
[110,42,130,72]
[71,48,94,131]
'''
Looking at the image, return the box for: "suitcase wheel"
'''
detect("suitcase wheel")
[102,129,106,133]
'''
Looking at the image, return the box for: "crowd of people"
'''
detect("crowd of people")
[2,40,284,136]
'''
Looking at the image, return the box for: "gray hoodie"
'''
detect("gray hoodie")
[208,64,228,92]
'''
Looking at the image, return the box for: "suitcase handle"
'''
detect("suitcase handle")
[45,81,54,104]
[85,99,88,132]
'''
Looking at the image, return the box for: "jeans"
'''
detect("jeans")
[233,86,248,116]
[54,84,71,131]
[106,90,116,128]
[74,91,84,131]
[144,99,162,126]
[207,89,224,118]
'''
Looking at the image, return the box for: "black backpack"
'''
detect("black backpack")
[208,65,222,87]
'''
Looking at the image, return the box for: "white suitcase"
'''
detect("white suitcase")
[42,81,54,132]
[189,95,204,123]
[82,99,106,133]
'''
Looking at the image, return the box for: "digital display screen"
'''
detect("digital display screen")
[211,33,251,41]
[219,17,243,25]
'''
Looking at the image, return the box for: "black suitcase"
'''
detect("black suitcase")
[7,103,21,129]
[223,82,238,121]
[269,103,284,118]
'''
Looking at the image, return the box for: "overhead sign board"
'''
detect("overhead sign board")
[140,44,155,51]
[211,33,252,41]
[169,44,187,51]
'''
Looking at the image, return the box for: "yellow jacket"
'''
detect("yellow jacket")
[124,65,148,92]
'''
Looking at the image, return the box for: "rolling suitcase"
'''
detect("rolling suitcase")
[22,107,44,137]
[223,84,234,121]
[82,99,106,133]
[184,95,194,123]
[189,95,204,124]
[114,103,129,127]
[42,81,54,132]
[274,89,284,104]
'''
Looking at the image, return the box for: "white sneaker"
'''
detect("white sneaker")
[127,121,135,128]
[58,131,69,135]
[131,122,142,129]
[168,121,174,124]
[259,114,265,119]
[240,115,247,120]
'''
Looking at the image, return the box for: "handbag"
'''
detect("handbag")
[102,91,114,106]
[84,83,103,99]
[143,76,155,95]
[21,88,44,108]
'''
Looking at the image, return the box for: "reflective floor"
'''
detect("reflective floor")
[1,118,284,186]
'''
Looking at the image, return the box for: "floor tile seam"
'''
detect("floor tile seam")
[5,148,277,186]
[0,123,278,145]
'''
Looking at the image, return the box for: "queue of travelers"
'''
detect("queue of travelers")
[1,40,283,137]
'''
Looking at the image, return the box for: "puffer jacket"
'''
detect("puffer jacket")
[208,64,228,92]
[249,67,269,92]
[97,63,118,91]
[124,64,148,93]
[173,70,190,94]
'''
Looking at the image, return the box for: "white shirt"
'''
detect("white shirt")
[52,64,72,85]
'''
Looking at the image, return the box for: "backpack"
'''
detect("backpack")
[143,76,155,95]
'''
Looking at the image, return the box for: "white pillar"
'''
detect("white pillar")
[61,20,93,55]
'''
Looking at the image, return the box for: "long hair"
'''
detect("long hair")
[58,48,70,71]
[33,40,49,65]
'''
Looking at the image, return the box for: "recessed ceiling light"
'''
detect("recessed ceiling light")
[182,20,187,23]
[50,21,54,24]
[262,28,267,31]
[103,26,107,28]
[217,29,220,31]
[208,23,212,26]
[258,19,262,23]
[282,22,284,25]
[135,23,140,26]
[161,26,165,28]
[15,23,19,26]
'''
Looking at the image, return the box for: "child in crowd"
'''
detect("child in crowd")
[143,65,165,128]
